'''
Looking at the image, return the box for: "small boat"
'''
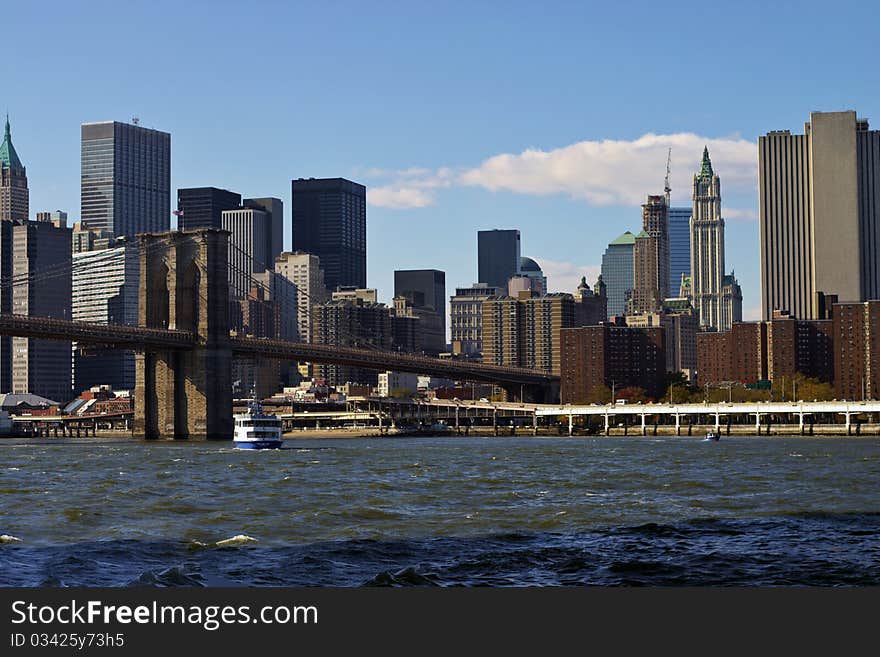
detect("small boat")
[233,400,283,449]
[703,431,720,442]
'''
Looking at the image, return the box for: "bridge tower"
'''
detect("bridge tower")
[134,229,232,439]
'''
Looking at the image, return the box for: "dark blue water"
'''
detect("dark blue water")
[1,436,879,586]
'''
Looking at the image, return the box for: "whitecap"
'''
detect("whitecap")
[216,534,258,547]
[6,467,20,471]
[0,534,22,543]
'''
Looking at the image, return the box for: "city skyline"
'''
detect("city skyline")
[5,1,880,321]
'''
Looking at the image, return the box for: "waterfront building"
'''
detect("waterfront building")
[832,301,880,400]
[449,283,501,357]
[176,187,241,231]
[291,177,366,291]
[668,207,692,297]
[477,229,521,289]
[695,313,833,388]
[222,207,274,300]
[482,292,575,375]
[11,218,72,402]
[81,120,170,238]
[71,239,139,392]
[0,117,28,223]
[560,325,666,403]
[394,269,446,351]
[377,371,419,397]
[759,110,880,319]
[601,231,635,318]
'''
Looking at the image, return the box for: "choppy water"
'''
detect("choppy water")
[1,435,879,586]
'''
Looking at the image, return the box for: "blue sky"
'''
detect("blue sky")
[5,0,880,321]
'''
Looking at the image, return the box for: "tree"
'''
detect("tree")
[615,386,647,403]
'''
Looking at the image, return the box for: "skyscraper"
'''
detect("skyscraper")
[176,187,241,230]
[0,116,28,391]
[668,207,692,295]
[628,195,669,315]
[0,116,28,222]
[81,120,170,238]
[759,110,880,319]
[71,240,139,392]
[11,218,72,402]
[244,197,284,266]
[601,231,635,317]
[477,229,521,289]
[222,207,275,300]
[394,269,446,352]
[273,251,329,343]
[690,147,725,329]
[291,178,366,291]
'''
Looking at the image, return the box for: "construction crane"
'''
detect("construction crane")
[664,147,672,206]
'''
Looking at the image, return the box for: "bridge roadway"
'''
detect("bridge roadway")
[411,399,880,434]
[0,314,557,388]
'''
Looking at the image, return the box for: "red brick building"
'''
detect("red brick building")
[696,313,833,387]
[561,325,665,403]
[833,301,880,400]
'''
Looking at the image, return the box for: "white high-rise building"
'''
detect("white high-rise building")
[273,251,329,343]
[690,147,726,330]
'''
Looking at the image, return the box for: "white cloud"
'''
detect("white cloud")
[725,208,758,222]
[368,186,434,209]
[364,132,758,209]
[535,258,602,295]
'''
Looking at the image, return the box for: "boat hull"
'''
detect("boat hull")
[233,440,284,450]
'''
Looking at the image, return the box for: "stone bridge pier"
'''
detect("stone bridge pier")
[134,229,232,440]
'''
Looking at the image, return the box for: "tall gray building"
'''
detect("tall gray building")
[11,218,72,402]
[478,229,521,289]
[176,187,241,231]
[244,197,283,265]
[81,120,170,238]
[759,110,880,319]
[394,269,446,351]
[71,240,139,392]
[601,231,635,318]
[292,178,366,291]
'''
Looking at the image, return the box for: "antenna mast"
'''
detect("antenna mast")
[664,148,672,206]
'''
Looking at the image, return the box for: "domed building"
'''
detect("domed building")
[514,256,547,294]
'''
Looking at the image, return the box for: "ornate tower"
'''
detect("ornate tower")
[690,147,725,329]
[0,116,28,223]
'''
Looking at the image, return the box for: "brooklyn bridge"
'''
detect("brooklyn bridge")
[0,229,559,439]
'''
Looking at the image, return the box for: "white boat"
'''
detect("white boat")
[233,401,283,449]
[703,431,721,442]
